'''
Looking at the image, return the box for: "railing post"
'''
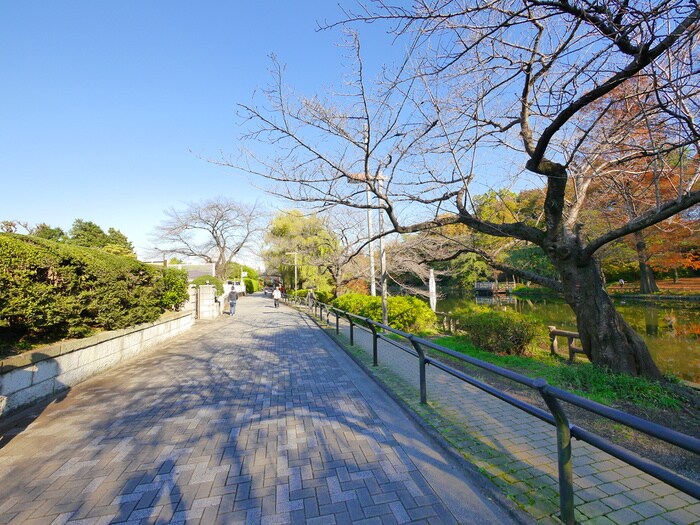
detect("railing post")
[335,310,340,334]
[346,314,354,346]
[549,326,558,356]
[535,379,575,525]
[368,322,379,366]
[409,337,428,404]
[567,336,576,363]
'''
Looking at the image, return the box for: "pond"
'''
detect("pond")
[436,293,700,383]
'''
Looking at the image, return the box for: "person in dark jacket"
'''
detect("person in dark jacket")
[228,289,238,316]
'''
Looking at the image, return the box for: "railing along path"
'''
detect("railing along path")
[283,294,700,525]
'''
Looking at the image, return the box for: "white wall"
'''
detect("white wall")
[0,311,194,418]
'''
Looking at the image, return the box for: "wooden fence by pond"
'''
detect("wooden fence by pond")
[548,326,588,363]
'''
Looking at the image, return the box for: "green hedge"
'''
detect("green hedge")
[244,277,260,293]
[291,288,334,304]
[451,306,546,355]
[331,293,436,333]
[0,234,188,348]
[191,275,224,295]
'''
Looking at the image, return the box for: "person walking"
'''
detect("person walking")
[228,288,238,316]
[272,286,281,308]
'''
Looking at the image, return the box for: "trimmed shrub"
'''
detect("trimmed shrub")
[0,234,188,348]
[191,275,224,296]
[289,288,334,305]
[315,290,334,304]
[451,306,546,355]
[157,268,190,311]
[243,278,259,293]
[331,293,436,333]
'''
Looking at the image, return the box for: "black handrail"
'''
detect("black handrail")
[288,296,700,524]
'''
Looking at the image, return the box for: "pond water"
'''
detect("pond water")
[436,293,700,383]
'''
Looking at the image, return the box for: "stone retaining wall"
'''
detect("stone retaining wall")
[0,310,195,418]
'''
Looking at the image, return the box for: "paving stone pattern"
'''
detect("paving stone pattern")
[0,297,524,525]
[327,312,700,525]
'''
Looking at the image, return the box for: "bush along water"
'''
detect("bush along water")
[0,234,189,350]
[292,288,335,305]
[331,293,436,334]
[450,305,547,355]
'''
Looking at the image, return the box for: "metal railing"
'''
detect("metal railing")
[283,294,700,525]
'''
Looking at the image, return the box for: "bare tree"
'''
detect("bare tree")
[312,212,374,296]
[228,3,699,379]
[152,198,264,279]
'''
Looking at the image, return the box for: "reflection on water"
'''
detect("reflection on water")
[437,294,700,383]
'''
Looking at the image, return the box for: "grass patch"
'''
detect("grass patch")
[433,336,682,409]
[511,286,563,299]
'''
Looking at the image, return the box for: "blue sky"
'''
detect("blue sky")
[0,1,397,263]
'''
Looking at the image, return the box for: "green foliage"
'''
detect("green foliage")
[332,293,436,333]
[243,277,259,293]
[451,306,547,355]
[434,336,681,408]
[293,288,335,304]
[191,275,224,296]
[33,219,136,257]
[228,262,259,281]
[511,285,562,299]
[315,290,335,304]
[502,245,558,280]
[439,252,491,288]
[0,234,178,348]
[157,268,190,310]
[67,219,110,248]
[33,223,65,242]
[551,363,680,408]
[264,210,339,292]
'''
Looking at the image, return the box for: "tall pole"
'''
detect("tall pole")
[362,124,377,297]
[366,188,377,296]
[377,176,388,325]
[285,251,298,292]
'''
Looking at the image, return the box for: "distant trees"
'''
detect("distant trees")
[263,210,367,296]
[67,219,135,256]
[152,197,264,279]
[0,218,135,256]
[33,223,66,242]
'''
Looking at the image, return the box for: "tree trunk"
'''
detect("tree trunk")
[634,231,659,294]
[553,249,662,379]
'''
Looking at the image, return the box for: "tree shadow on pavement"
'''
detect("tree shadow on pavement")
[0,307,530,525]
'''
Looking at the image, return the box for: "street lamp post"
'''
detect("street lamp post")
[366,189,377,296]
[285,251,298,292]
[348,170,388,323]
[376,176,388,325]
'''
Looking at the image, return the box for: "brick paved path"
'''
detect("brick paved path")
[324,311,700,525]
[0,296,530,525]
